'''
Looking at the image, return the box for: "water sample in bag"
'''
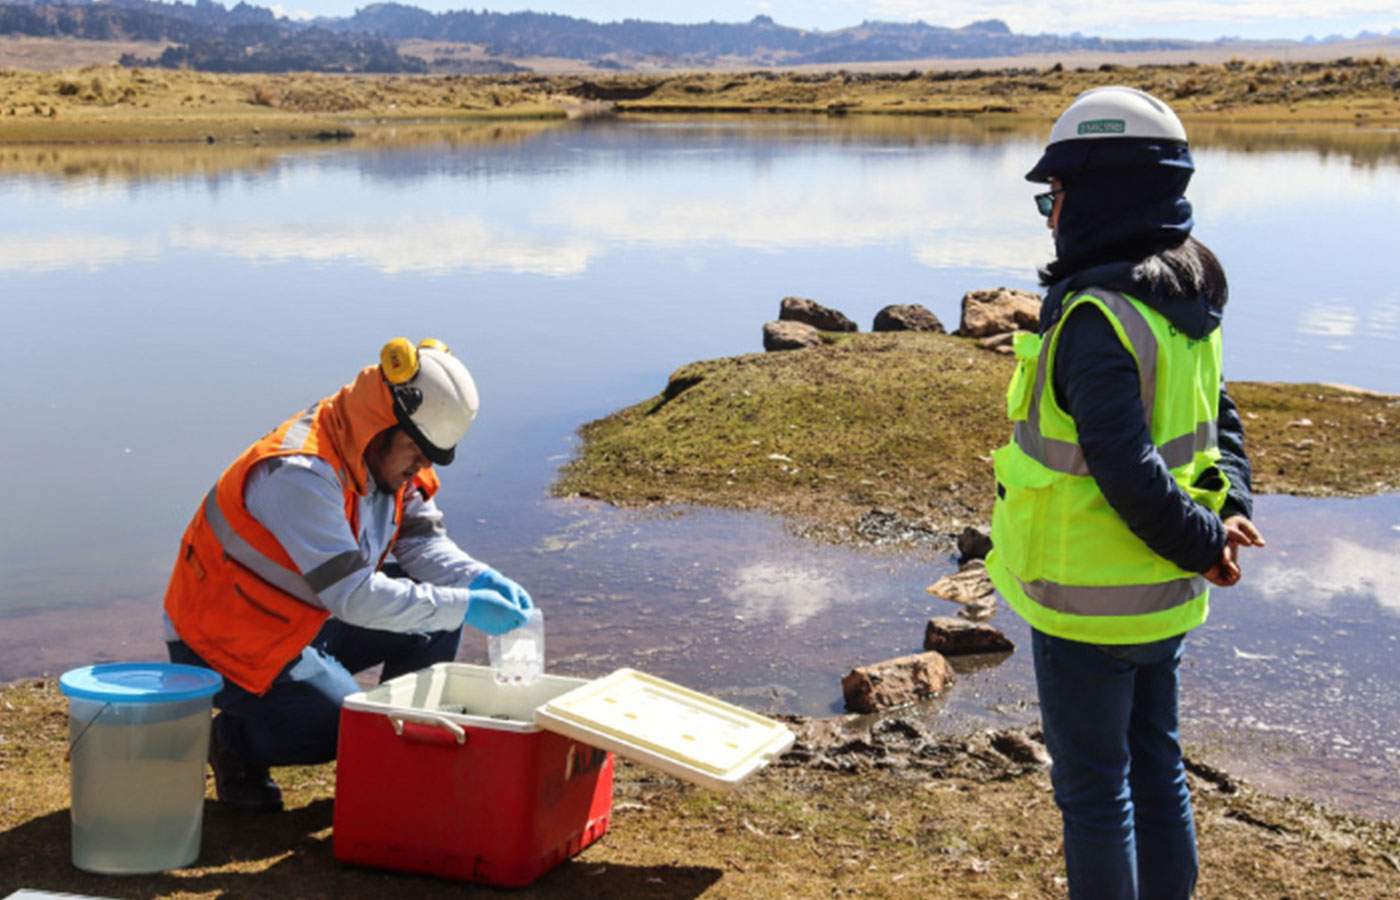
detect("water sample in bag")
[489,608,545,685]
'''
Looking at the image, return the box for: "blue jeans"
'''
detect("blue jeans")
[1032,629,1197,900]
[168,619,461,770]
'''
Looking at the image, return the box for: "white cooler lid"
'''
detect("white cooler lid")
[533,668,795,792]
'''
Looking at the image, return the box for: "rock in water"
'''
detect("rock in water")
[925,559,998,620]
[956,525,992,562]
[924,617,1015,655]
[779,295,858,332]
[763,320,822,351]
[841,651,954,713]
[872,304,945,333]
[955,287,1041,338]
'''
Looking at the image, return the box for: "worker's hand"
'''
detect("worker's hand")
[1204,515,1266,588]
[469,568,534,611]
[1223,515,1266,551]
[464,588,529,636]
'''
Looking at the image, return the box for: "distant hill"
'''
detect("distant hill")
[0,0,425,71]
[0,0,1393,74]
[326,4,1193,65]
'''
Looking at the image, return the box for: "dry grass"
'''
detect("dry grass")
[0,36,172,71]
[1,55,1399,145]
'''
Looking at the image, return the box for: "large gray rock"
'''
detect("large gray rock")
[924,617,1015,656]
[779,296,858,332]
[924,559,997,620]
[955,287,1041,338]
[841,651,954,713]
[872,304,945,333]
[763,320,821,351]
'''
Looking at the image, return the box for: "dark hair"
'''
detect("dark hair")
[1133,237,1228,306]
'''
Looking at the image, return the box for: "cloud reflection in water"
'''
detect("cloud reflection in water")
[727,561,850,626]
[1252,537,1400,616]
[0,233,162,272]
[170,217,599,276]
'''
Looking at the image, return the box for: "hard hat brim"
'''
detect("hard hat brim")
[1026,137,1193,183]
[391,392,456,466]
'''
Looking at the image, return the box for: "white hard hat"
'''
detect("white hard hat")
[381,338,478,465]
[1049,87,1186,145]
[1027,86,1189,183]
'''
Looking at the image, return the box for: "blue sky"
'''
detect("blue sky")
[270,1,1400,42]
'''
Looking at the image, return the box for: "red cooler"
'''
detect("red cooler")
[333,664,613,887]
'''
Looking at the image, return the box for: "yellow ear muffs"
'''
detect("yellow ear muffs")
[418,338,449,355]
[380,337,419,384]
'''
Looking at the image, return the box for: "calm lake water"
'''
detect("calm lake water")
[1,117,1396,819]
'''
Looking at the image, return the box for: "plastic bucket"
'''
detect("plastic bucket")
[59,662,222,874]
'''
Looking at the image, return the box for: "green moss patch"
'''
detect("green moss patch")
[556,332,1013,545]
[555,334,1400,548]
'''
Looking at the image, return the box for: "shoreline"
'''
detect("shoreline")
[2,677,1396,899]
[2,56,1399,144]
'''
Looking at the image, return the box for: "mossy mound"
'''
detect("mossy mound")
[554,333,1400,547]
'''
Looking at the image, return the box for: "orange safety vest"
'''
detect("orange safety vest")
[163,366,441,695]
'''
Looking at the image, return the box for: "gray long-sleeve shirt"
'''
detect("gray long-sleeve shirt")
[164,455,487,641]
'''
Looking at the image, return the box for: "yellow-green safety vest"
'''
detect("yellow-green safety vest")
[986,288,1229,644]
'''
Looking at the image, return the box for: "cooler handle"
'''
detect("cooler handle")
[389,712,467,746]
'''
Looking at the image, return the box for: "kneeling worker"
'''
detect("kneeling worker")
[163,338,532,812]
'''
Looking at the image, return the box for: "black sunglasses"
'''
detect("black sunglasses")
[1034,189,1063,218]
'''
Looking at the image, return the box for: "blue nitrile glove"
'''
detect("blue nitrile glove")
[468,568,534,611]
[463,587,528,636]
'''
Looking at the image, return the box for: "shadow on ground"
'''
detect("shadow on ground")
[0,800,722,900]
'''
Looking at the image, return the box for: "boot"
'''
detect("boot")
[208,722,283,813]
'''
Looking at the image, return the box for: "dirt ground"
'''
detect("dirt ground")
[2,679,1397,899]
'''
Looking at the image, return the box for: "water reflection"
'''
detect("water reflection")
[0,232,162,272]
[172,218,599,276]
[728,562,851,626]
[1253,529,1400,613]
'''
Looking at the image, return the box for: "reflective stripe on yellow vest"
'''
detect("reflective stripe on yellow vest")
[986,288,1228,644]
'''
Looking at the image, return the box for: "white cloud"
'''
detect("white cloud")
[170,216,599,276]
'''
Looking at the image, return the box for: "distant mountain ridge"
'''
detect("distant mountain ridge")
[0,0,1395,73]
[326,3,1195,64]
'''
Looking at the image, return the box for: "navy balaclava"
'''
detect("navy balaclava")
[1030,137,1195,283]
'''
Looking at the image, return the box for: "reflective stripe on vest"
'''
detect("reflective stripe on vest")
[280,403,318,451]
[1016,572,1208,617]
[201,487,326,607]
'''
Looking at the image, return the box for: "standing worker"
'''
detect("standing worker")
[163,338,533,812]
[986,87,1266,899]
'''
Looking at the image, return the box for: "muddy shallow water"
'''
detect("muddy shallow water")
[1,117,1397,820]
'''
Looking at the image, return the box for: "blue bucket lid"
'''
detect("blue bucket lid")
[60,662,223,704]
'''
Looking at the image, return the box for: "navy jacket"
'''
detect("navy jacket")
[1040,240,1254,575]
